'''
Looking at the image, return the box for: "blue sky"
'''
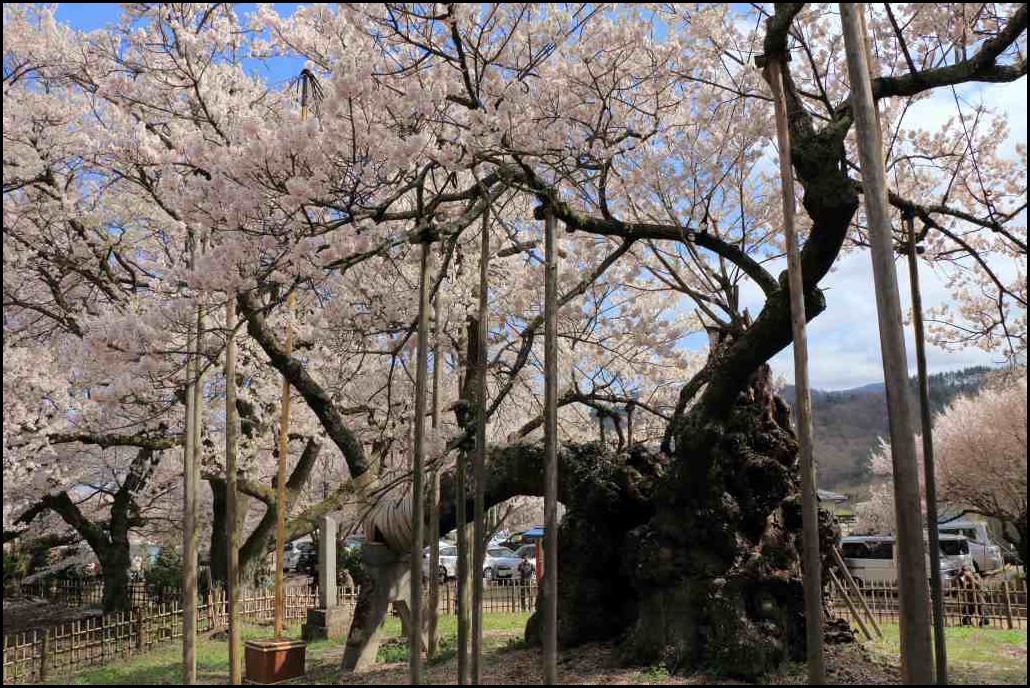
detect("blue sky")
[755,77,1027,390]
[50,4,1026,391]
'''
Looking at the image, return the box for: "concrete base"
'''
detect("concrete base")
[302,606,352,641]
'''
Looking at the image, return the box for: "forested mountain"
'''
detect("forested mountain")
[782,366,994,491]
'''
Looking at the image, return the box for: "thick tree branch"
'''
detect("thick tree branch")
[47,431,182,450]
[238,290,371,479]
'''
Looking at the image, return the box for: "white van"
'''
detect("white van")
[936,534,975,573]
[840,535,959,587]
[937,520,1004,573]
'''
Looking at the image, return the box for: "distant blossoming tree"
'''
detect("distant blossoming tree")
[853,372,1026,564]
[936,373,1027,563]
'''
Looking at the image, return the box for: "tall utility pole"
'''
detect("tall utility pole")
[761,53,825,684]
[471,207,490,683]
[409,236,432,685]
[225,297,241,684]
[542,206,559,685]
[840,4,934,683]
[905,210,948,685]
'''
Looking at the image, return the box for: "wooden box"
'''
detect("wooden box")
[244,638,306,684]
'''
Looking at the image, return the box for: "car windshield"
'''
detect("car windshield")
[441,547,457,557]
[939,539,969,556]
[488,548,514,557]
[940,527,981,542]
[841,540,893,559]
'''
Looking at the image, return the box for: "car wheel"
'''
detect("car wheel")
[438,566,447,583]
[484,567,493,580]
[972,560,981,574]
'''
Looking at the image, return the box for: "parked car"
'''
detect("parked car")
[840,535,959,587]
[935,534,975,573]
[513,544,538,566]
[937,520,1005,573]
[295,545,318,576]
[502,527,545,551]
[343,534,366,551]
[283,538,315,572]
[421,543,513,581]
[484,547,523,580]
[422,543,455,581]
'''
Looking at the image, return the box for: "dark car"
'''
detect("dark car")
[292,541,317,574]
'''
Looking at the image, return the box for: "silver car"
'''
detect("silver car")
[485,547,524,580]
[936,534,975,573]
[840,535,959,587]
[938,520,1005,573]
[421,544,498,580]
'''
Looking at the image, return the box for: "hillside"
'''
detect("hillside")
[781,365,993,492]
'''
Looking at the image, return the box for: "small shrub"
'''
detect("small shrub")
[376,637,408,663]
[637,663,671,683]
[428,635,457,665]
[145,546,184,592]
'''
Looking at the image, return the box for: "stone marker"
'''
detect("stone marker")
[303,516,351,641]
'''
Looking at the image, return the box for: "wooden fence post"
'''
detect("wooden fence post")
[1002,580,1014,630]
[39,629,49,682]
[136,610,146,651]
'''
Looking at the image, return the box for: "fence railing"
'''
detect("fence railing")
[829,578,1028,631]
[2,579,537,684]
[10,579,183,609]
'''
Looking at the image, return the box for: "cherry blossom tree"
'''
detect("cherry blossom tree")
[935,372,1027,563]
[852,370,1025,565]
[3,2,1026,677]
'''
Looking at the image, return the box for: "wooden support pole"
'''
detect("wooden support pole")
[427,294,442,658]
[472,207,490,684]
[183,310,198,684]
[225,297,242,684]
[273,290,296,639]
[905,211,948,684]
[410,240,431,685]
[1002,580,1014,630]
[271,67,316,642]
[762,54,825,685]
[829,570,873,641]
[542,206,559,685]
[456,383,470,682]
[832,547,882,639]
[839,5,934,683]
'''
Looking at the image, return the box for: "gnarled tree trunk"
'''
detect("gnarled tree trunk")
[519,364,841,680]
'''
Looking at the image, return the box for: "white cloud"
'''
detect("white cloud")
[766,252,1013,390]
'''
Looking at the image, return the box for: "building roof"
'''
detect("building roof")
[817,489,848,503]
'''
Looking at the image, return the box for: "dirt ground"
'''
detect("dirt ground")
[320,638,901,685]
[2,596,103,635]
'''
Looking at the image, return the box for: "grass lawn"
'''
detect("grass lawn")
[51,612,532,685]
[866,624,1027,685]
[52,614,1027,685]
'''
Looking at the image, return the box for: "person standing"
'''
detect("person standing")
[517,555,534,611]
